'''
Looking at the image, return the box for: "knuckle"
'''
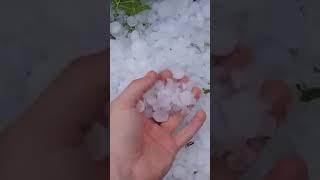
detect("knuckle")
[130,78,143,86]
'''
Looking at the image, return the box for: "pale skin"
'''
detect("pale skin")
[110,70,206,180]
[0,49,308,180]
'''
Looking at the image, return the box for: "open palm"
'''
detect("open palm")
[110,70,206,180]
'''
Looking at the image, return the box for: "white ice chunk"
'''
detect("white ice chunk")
[154,80,165,90]
[144,91,157,105]
[179,90,195,106]
[156,1,177,19]
[144,105,153,118]
[152,103,161,112]
[166,78,176,91]
[131,39,150,60]
[139,76,198,123]
[172,164,187,179]
[130,30,140,40]
[173,68,185,79]
[171,92,181,105]
[110,21,122,36]
[136,100,145,112]
[182,81,194,90]
[127,16,138,27]
[153,110,169,122]
[157,89,172,107]
[171,104,180,112]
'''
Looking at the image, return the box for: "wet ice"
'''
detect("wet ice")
[137,78,196,122]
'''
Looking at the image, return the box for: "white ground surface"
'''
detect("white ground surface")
[110,0,210,179]
[226,0,320,179]
[1,0,320,179]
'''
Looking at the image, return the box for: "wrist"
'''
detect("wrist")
[110,161,123,180]
[110,154,132,180]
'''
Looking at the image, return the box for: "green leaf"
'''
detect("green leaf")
[112,0,151,16]
[296,83,320,102]
[202,88,210,94]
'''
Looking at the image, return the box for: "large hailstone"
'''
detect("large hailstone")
[136,77,197,122]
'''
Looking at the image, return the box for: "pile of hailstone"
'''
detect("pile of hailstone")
[137,77,196,122]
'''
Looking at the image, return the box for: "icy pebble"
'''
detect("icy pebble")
[153,110,169,122]
[110,21,122,36]
[127,16,138,27]
[137,76,197,122]
[179,90,195,105]
[173,68,185,79]
[145,105,153,118]
[130,30,140,40]
[136,100,145,112]
[172,164,187,179]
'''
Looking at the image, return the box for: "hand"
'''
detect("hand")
[110,69,206,180]
[0,51,109,180]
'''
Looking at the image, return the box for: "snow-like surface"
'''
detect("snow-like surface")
[110,0,210,179]
[1,0,320,179]
[214,0,320,179]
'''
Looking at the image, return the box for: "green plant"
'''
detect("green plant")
[202,83,210,94]
[296,83,320,102]
[123,22,136,33]
[202,87,210,94]
[112,0,151,16]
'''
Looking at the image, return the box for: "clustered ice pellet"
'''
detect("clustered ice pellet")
[136,77,196,122]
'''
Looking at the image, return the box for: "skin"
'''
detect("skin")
[0,50,108,180]
[0,49,307,180]
[110,69,206,180]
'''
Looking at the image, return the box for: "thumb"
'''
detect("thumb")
[117,71,158,107]
[264,156,308,180]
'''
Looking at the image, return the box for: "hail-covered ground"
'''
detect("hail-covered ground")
[214,0,320,179]
[110,0,210,179]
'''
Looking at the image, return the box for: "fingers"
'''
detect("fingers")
[159,69,173,81]
[178,76,189,83]
[192,87,201,100]
[161,87,201,133]
[174,110,206,148]
[117,71,158,107]
[264,156,308,180]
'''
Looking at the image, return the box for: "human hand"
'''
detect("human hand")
[0,51,109,180]
[110,69,206,180]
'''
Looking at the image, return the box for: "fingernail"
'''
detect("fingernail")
[145,71,156,79]
[198,110,206,119]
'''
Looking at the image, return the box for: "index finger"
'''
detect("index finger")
[116,71,158,107]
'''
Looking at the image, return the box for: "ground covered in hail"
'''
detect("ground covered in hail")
[110,0,210,179]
